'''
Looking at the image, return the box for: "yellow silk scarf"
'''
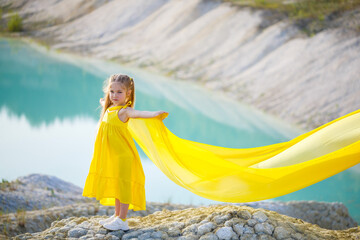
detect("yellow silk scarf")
[127,109,360,202]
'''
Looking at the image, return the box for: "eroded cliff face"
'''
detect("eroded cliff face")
[2,0,359,130]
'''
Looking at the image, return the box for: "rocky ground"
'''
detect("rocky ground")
[1,0,359,131]
[10,204,360,240]
[0,174,359,239]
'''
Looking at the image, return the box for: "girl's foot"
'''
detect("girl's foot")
[99,213,116,225]
[103,216,130,231]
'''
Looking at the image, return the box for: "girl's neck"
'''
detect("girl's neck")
[110,102,127,107]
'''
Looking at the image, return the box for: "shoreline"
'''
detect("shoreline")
[1,0,359,131]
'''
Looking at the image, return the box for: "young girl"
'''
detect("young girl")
[82,74,168,231]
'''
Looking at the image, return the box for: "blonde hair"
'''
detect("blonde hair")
[98,74,135,124]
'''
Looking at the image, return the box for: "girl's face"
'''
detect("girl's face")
[109,82,131,106]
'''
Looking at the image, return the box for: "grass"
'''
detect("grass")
[2,225,8,238]
[0,178,24,191]
[225,0,360,34]
[0,179,10,190]
[227,0,360,19]
[15,208,26,227]
[46,187,56,197]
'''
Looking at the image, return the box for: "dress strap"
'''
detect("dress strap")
[107,100,132,112]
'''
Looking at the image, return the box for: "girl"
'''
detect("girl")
[82,74,168,231]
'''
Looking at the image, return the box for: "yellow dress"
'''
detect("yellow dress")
[82,102,146,211]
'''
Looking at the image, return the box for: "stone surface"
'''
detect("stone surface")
[215,226,237,240]
[67,227,88,238]
[9,204,360,240]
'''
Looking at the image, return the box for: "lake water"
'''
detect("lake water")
[0,37,359,224]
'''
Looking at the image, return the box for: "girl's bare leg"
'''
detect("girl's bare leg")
[115,198,129,219]
[120,202,129,219]
[115,198,121,216]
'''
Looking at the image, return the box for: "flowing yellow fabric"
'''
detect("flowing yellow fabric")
[128,109,360,203]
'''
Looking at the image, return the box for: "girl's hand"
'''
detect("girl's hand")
[100,98,105,107]
[156,111,169,120]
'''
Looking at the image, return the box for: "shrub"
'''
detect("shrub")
[7,12,22,32]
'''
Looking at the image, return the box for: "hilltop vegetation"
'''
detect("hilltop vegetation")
[226,0,360,35]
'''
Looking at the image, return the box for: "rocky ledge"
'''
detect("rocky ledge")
[13,204,360,240]
[1,174,359,239]
[0,173,88,213]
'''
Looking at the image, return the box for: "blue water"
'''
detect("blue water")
[0,37,359,224]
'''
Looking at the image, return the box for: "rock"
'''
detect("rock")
[273,226,292,239]
[198,222,216,235]
[150,231,163,238]
[43,234,52,239]
[200,232,219,240]
[184,224,198,235]
[105,235,119,240]
[246,219,258,227]
[1,199,195,238]
[8,199,360,240]
[54,232,65,238]
[234,201,358,230]
[122,230,143,239]
[253,211,268,223]
[258,235,276,240]
[79,235,94,240]
[240,234,258,240]
[243,225,255,234]
[214,214,231,224]
[107,231,125,238]
[233,223,245,235]
[58,226,70,233]
[168,227,181,237]
[215,226,237,240]
[0,173,88,214]
[254,222,274,235]
[97,228,107,235]
[291,232,306,240]
[138,231,152,240]
[67,227,88,238]
[187,216,203,225]
[179,234,199,240]
[170,221,186,229]
[238,210,252,220]
[94,233,106,238]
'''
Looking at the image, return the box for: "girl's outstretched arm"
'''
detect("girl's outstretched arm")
[127,107,168,120]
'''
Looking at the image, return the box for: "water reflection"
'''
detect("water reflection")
[0,39,105,126]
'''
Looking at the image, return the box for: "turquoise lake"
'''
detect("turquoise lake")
[0,37,359,224]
